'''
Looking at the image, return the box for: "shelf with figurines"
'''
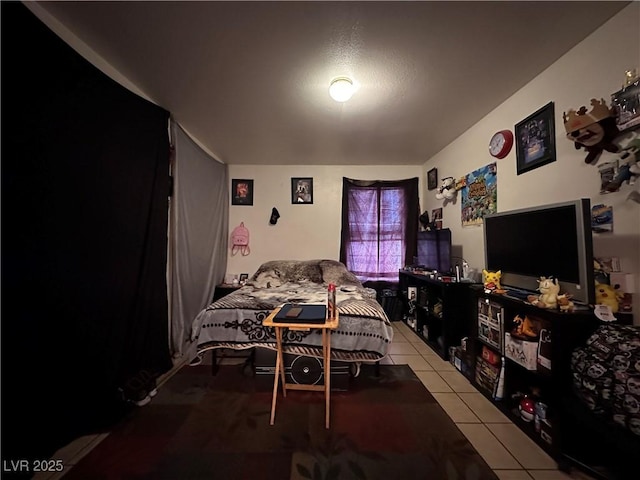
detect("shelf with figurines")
[470,269,610,464]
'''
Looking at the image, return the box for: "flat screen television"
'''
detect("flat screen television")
[416,228,452,274]
[483,199,595,305]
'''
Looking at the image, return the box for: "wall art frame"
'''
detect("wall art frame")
[291,177,313,204]
[231,179,254,206]
[427,167,438,190]
[515,101,556,175]
[431,207,443,229]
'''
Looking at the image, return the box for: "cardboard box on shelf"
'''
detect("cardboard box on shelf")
[505,333,538,370]
[537,328,552,371]
[478,315,501,350]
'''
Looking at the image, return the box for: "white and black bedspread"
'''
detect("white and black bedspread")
[190,280,394,362]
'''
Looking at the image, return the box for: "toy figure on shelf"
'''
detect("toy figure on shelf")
[602,138,640,194]
[519,395,536,422]
[563,98,621,164]
[432,300,443,318]
[557,294,575,313]
[512,314,539,338]
[419,211,432,231]
[595,282,624,313]
[527,276,560,309]
[482,269,502,291]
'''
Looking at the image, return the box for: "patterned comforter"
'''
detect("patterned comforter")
[190,260,394,362]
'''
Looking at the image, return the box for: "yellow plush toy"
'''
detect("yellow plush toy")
[482,269,502,291]
[595,282,624,313]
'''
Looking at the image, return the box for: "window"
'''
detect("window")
[340,177,419,283]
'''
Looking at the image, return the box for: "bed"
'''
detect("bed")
[190,259,394,364]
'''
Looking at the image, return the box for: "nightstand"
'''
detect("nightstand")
[212,283,241,302]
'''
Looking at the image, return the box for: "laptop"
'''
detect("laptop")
[273,303,327,324]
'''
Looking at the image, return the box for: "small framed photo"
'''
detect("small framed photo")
[515,102,556,175]
[427,167,438,190]
[291,177,313,204]
[239,273,249,284]
[231,179,254,206]
[431,207,443,229]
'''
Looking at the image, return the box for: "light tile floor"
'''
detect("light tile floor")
[390,321,596,480]
[36,322,597,480]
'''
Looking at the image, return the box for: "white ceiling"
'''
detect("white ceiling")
[34,1,630,166]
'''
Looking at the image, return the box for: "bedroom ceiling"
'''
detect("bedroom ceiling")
[33,1,630,166]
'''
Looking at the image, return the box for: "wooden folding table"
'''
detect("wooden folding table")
[262,305,339,429]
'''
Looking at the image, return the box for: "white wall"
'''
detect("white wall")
[420,4,640,318]
[226,165,422,277]
[228,5,639,319]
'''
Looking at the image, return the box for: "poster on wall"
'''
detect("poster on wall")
[461,162,497,227]
[591,204,613,233]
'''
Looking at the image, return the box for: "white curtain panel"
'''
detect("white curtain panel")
[168,120,228,359]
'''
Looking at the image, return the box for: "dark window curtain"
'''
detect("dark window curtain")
[340,177,419,283]
[1,3,172,463]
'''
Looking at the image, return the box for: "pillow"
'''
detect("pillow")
[248,260,323,285]
[319,260,362,286]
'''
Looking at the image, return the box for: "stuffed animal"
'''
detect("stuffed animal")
[603,138,640,192]
[526,276,560,309]
[482,269,502,291]
[563,98,621,164]
[435,176,457,200]
[557,294,575,313]
[512,314,539,338]
[595,282,624,313]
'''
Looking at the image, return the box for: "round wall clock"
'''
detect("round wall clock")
[489,130,514,159]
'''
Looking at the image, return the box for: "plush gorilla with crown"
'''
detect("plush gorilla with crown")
[563,98,621,164]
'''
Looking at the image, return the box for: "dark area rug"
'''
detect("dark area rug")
[63,364,498,480]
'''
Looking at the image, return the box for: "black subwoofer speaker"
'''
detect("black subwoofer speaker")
[254,349,350,391]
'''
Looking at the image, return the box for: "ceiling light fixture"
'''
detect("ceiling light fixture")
[329,77,355,102]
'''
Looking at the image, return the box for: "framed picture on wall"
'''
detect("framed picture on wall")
[427,168,438,190]
[291,177,313,204]
[231,179,254,205]
[515,102,556,175]
[431,207,443,229]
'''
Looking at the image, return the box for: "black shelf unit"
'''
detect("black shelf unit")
[398,270,474,360]
[468,285,615,475]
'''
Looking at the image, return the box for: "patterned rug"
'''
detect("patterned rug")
[63,364,498,480]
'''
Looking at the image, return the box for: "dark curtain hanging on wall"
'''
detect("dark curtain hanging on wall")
[339,177,419,283]
[1,2,172,467]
